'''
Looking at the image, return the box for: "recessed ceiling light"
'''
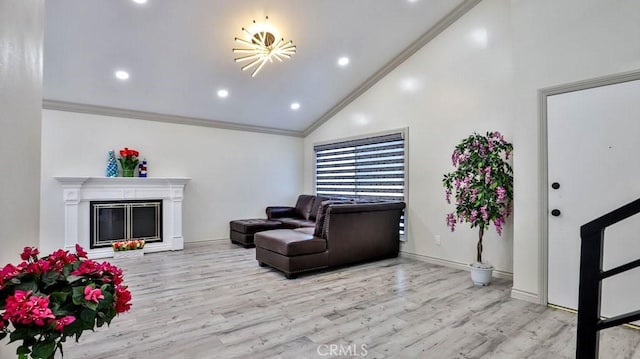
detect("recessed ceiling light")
[290,102,300,110]
[471,28,488,48]
[337,57,350,67]
[132,0,147,4]
[217,89,229,98]
[115,70,130,80]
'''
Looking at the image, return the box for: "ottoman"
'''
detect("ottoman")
[229,218,283,248]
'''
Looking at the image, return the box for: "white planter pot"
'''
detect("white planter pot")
[113,249,144,259]
[470,263,494,286]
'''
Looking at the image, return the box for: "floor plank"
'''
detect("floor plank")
[58,240,640,359]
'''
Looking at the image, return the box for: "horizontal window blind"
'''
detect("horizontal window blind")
[314,132,406,234]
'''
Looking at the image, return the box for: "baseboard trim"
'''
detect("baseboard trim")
[400,251,513,280]
[511,288,541,304]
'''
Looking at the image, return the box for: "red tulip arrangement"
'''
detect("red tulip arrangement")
[111,240,145,252]
[117,147,140,177]
[0,245,132,359]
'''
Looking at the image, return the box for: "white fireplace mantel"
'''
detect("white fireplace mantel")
[54,176,190,258]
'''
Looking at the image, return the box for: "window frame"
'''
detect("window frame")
[312,128,409,240]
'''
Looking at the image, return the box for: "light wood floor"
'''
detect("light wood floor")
[61,240,640,359]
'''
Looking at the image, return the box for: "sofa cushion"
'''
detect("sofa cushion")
[254,229,327,256]
[279,217,316,228]
[308,196,329,220]
[230,218,283,234]
[294,195,315,219]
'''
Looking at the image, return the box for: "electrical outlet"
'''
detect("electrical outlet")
[434,234,441,245]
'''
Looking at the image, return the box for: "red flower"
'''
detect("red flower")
[3,290,55,326]
[83,286,104,303]
[71,260,101,276]
[20,246,39,261]
[75,244,88,258]
[114,285,132,313]
[54,316,76,332]
[0,263,20,289]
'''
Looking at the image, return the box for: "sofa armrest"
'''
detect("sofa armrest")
[266,206,297,219]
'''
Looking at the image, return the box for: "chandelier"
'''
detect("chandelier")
[232,16,296,77]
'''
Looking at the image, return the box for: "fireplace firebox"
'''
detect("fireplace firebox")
[90,200,162,248]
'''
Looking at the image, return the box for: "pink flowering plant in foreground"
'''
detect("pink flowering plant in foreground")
[443,131,513,264]
[0,245,132,359]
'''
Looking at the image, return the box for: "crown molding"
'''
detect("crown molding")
[42,100,304,138]
[302,0,482,137]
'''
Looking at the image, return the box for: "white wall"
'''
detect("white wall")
[510,0,640,301]
[304,0,640,302]
[0,1,44,356]
[304,0,515,274]
[40,110,303,254]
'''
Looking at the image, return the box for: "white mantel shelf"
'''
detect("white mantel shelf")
[54,176,191,259]
[54,176,191,186]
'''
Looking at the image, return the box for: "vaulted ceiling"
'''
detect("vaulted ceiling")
[43,0,473,135]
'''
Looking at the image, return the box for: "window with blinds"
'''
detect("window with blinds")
[314,132,406,235]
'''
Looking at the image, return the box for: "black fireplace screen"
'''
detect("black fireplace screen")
[90,200,162,248]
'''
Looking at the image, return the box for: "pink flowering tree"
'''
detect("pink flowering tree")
[443,131,513,264]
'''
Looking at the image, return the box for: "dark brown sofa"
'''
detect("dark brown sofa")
[255,201,406,278]
[265,194,328,228]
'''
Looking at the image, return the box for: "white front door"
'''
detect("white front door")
[547,79,640,318]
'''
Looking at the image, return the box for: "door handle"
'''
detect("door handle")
[551,182,560,189]
[551,209,561,217]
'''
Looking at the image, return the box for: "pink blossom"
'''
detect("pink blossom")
[484,166,492,184]
[496,186,507,202]
[494,216,505,236]
[114,285,132,313]
[446,213,456,232]
[445,189,452,204]
[469,209,478,223]
[492,131,505,143]
[3,290,55,326]
[20,247,39,261]
[75,244,88,258]
[54,316,76,332]
[470,188,478,202]
[84,286,104,303]
[451,150,460,166]
[480,206,489,222]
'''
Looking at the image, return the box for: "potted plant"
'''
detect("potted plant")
[117,147,140,177]
[0,245,132,359]
[442,131,513,286]
[111,240,145,259]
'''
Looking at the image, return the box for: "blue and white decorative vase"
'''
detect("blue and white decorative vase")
[106,149,118,177]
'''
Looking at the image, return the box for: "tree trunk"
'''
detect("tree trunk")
[477,226,484,263]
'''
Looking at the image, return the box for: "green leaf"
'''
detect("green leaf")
[9,328,29,343]
[42,271,61,287]
[85,300,99,311]
[80,308,97,328]
[15,280,38,293]
[66,275,84,284]
[31,340,56,359]
[72,286,86,305]
[17,345,30,355]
